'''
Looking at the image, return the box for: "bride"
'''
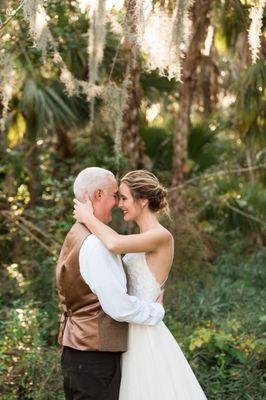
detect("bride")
[73,170,207,400]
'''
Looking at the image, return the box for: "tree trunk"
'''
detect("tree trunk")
[199,56,218,118]
[55,125,72,160]
[121,0,148,170]
[235,31,251,70]
[172,0,214,187]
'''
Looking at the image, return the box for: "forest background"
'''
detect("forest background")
[0,1,265,399]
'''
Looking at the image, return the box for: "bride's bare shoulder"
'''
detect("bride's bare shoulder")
[153,225,173,244]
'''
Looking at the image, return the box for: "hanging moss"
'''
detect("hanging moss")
[248,0,266,64]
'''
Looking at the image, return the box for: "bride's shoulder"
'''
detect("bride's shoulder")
[151,225,173,244]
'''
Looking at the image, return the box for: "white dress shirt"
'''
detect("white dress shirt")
[79,235,165,325]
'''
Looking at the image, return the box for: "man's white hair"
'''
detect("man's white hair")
[73,167,115,201]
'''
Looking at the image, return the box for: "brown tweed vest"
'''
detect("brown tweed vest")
[56,222,128,352]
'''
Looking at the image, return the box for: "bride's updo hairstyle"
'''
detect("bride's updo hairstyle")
[120,170,169,215]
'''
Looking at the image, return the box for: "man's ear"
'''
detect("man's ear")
[94,189,102,201]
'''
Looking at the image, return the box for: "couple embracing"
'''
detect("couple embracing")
[56,167,207,400]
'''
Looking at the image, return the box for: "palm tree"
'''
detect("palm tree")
[19,78,79,206]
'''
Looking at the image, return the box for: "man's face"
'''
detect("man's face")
[94,178,118,224]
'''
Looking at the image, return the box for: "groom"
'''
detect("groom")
[56,167,165,400]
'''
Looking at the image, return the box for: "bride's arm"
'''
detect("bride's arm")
[73,199,171,254]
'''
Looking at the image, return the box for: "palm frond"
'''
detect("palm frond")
[233,59,266,145]
[20,78,79,136]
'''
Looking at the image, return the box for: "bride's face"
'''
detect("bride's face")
[118,182,143,221]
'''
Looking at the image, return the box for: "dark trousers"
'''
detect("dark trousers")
[61,346,122,400]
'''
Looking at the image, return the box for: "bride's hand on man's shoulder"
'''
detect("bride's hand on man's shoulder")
[73,194,94,223]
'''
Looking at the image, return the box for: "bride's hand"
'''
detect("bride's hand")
[73,194,94,223]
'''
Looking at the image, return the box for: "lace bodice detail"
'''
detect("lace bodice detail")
[123,253,161,301]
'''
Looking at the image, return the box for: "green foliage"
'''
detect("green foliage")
[218,0,249,49]
[21,79,77,135]
[187,323,265,400]
[165,236,266,400]
[188,125,220,172]
[0,1,265,399]
[140,126,173,170]
[0,302,63,400]
[196,174,266,233]
[168,212,213,286]
[141,71,178,98]
[233,60,266,146]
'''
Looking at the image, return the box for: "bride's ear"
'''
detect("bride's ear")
[140,199,148,209]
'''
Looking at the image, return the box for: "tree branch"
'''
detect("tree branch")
[224,202,266,227]
[169,164,266,192]
[17,214,61,247]
[0,2,24,33]
[1,210,60,255]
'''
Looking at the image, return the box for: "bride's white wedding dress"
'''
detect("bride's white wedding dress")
[119,252,207,400]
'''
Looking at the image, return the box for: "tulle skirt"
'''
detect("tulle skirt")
[119,321,207,400]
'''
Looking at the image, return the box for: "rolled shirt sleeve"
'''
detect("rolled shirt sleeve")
[79,235,165,326]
